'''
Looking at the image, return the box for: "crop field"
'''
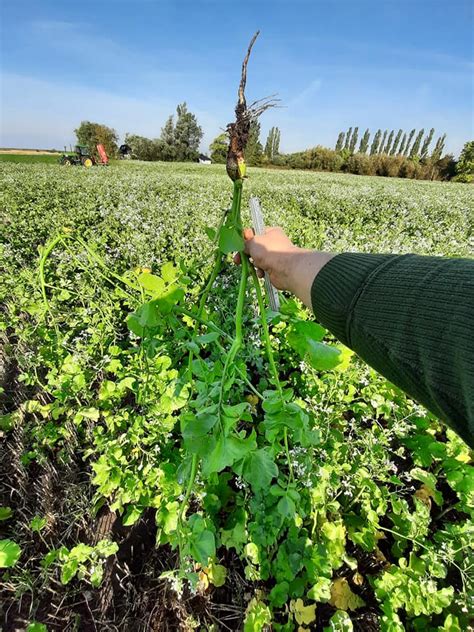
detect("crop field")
[0,152,62,165]
[0,161,473,631]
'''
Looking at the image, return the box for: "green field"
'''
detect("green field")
[1,162,473,631]
[0,152,61,164]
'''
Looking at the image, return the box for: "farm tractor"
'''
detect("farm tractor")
[59,144,109,167]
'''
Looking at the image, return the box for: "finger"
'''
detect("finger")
[233,252,241,265]
[257,268,265,278]
[243,227,255,241]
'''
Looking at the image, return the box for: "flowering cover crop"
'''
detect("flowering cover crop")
[0,161,473,631]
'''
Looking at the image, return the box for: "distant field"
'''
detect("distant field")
[0,152,61,164]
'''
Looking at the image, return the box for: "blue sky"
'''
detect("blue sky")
[1,0,473,156]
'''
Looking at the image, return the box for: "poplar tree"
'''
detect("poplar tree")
[335,132,345,151]
[404,129,416,156]
[264,126,281,161]
[344,127,352,150]
[410,129,425,158]
[274,127,281,156]
[421,128,435,160]
[390,129,403,155]
[265,127,275,159]
[370,129,382,155]
[349,126,359,153]
[384,130,395,154]
[246,120,264,166]
[359,129,370,154]
[379,130,388,154]
[431,134,446,161]
[398,132,407,155]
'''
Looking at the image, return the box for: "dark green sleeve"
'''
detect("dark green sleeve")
[311,253,474,448]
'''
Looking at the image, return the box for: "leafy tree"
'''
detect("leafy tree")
[434,154,456,180]
[431,134,446,162]
[349,127,359,154]
[245,120,263,166]
[75,121,118,158]
[343,127,352,150]
[384,130,395,154]
[160,116,176,161]
[161,116,175,145]
[124,134,166,161]
[379,130,388,154]
[391,129,403,155]
[209,133,228,164]
[335,132,345,151]
[359,129,370,154]
[455,140,474,178]
[421,128,435,160]
[404,129,416,156]
[264,126,281,161]
[370,129,382,155]
[410,129,425,158]
[173,102,203,162]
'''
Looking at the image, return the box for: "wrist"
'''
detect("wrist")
[287,250,335,309]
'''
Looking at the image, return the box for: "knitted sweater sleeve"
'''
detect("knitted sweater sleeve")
[310,253,474,448]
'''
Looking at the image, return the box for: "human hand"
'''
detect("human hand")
[234,226,335,309]
[234,227,300,290]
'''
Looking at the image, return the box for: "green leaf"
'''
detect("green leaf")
[190,529,215,565]
[161,262,178,283]
[137,273,165,295]
[288,319,326,342]
[122,505,142,526]
[30,515,47,532]
[0,413,14,431]
[205,226,216,241]
[308,576,332,601]
[60,558,79,584]
[181,407,218,441]
[437,614,462,632]
[94,540,119,557]
[27,623,48,632]
[323,610,354,632]
[219,226,244,254]
[244,598,272,632]
[288,322,342,370]
[277,495,296,519]
[90,564,104,587]
[0,507,13,521]
[196,332,220,344]
[202,431,256,477]
[206,560,227,587]
[269,580,289,608]
[0,539,21,568]
[241,449,278,492]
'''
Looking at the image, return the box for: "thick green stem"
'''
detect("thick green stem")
[177,453,199,536]
[249,264,294,483]
[218,254,249,412]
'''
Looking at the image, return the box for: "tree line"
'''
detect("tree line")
[269,127,473,182]
[75,113,472,182]
[335,126,445,161]
[75,103,203,163]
